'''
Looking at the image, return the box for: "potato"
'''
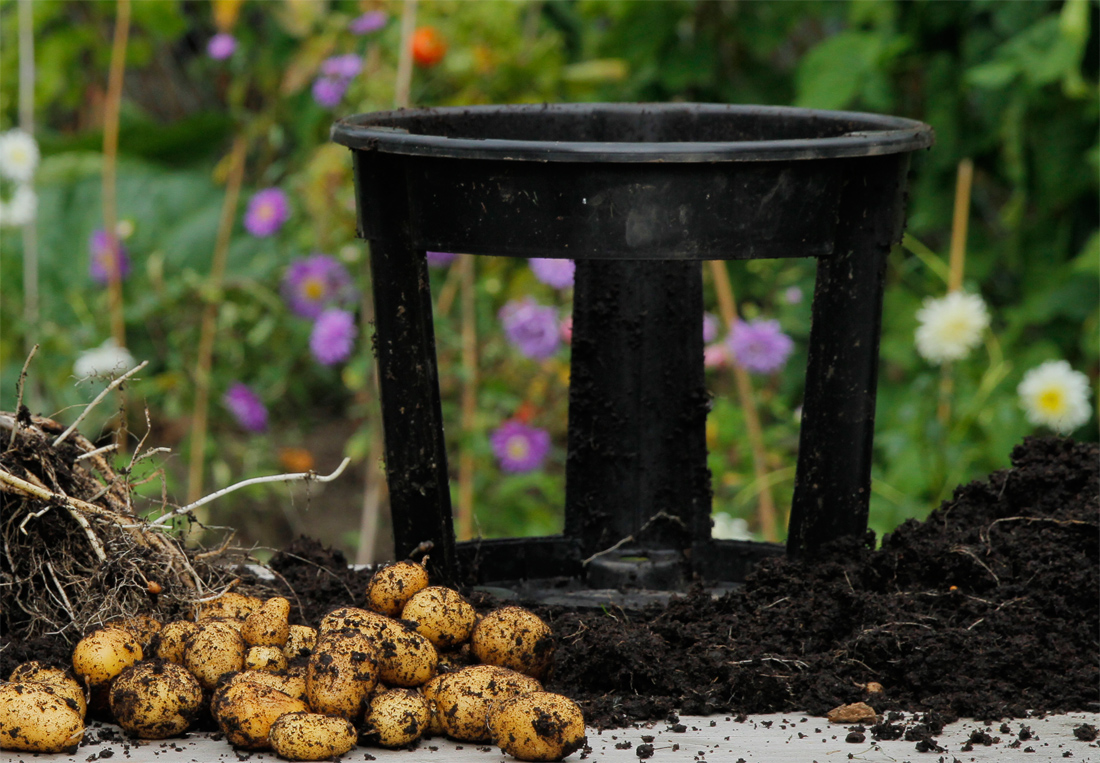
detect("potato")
[184,621,245,690]
[472,606,555,679]
[306,630,380,719]
[401,586,478,650]
[72,627,143,687]
[319,607,438,687]
[269,712,357,761]
[194,591,262,621]
[153,620,198,665]
[197,614,245,633]
[435,665,543,742]
[242,596,290,647]
[364,688,431,748]
[109,660,203,739]
[365,560,429,616]
[211,678,308,750]
[488,691,587,762]
[224,669,308,702]
[283,624,318,660]
[8,661,86,718]
[0,682,84,753]
[244,645,288,672]
[420,673,448,736]
[108,614,163,648]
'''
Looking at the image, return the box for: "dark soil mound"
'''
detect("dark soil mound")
[545,436,1099,727]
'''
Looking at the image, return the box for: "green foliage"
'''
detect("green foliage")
[0,0,1095,558]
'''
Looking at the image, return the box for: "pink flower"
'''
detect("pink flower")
[244,188,289,237]
[704,342,731,369]
[223,383,268,433]
[784,286,803,304]
[529,258,575,290]
[349,10,387,34]
[560,315,573,344]
[207,33,237,60]
[727,319,794,375]
[490,420,551,473]
[310,308,357,366]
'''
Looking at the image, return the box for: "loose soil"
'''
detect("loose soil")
[2,435,1097,734]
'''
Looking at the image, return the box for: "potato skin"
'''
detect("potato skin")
[401,586,478,650]
[488,691,587,762]
[269,712,357,761]
[7,662,86,718]
[283,624,318,661]
[0,682,84,753]
[194,591,262,621]
[365,688,431,748]
[108,614,163,649]
[435,665,543,742]
[306,630,380,719]
[319,607,438,687]
[211,678,308,750]
[109,660,203,739]
[223,669,308,702]
[244,645,288,672]
[472,607,555,679]
[184,621,245,690]
[72,627,144,687]
[241,597,290,647]
[365,561,429,617]
[152,620,198,665]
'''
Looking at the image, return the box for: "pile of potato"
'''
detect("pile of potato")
[0,560,587,762]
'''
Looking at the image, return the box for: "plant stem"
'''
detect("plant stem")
[18,0,38,367]
[457,255,478,541]
[938,158,975,425]
[102,0,130,352]
[394,0,418,109]
[186,135,248,505]
[707,260,779,543]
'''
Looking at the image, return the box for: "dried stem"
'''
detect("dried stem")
[55,361,148,447]
[938,158,975,425]
[456,254,478,540]
[707,260,780,542]
[101,0,130,353]
[187,134,248,504]
[394,0,418,109]
[8,344,38,449]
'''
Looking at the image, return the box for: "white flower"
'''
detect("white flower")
[75,339,136,381]
[712,513,754,541]
[0,183,36,227]
[1017,360,1092,434]
[915,290,990,364]
[0,129,39,183]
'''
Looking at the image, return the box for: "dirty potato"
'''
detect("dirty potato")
[319,607,438,687]
[241,596,290,647]
[488,691,587,762]
[283,624,317,661]
[71,627,144,688]
[223,669,308,702]
[365,560,429,616]
[472,607,555,680]
[109,660,203,739]
[269,712,357,761]
[401,586,478,650]
[7,661,86,718]
[420,673,448,737]
[152,620,198,665]
[0,682,84,753]
[306,630,380,719]
[183,621,245,690]
[244,645,288,673]
[194,591,262,621]
[108,614,163,649]
[211,678,308,750]
[364,688,431,748]
[435,665,543,742]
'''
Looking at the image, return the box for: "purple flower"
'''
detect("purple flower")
[490,420,551,473]
[223,383,268,433]
[244,187,290,237]
[89,230,131,284]
[499,298,561,360]
[426,251,457,268]
[528,258,575,290]
[321,54,363,79]
[310,308,357,366]
[282,254,357,319]
[702,312,720,344]
[727,318,794,375]
[207,33,237,60]
[349,10,387,35]
[312,76,349,109]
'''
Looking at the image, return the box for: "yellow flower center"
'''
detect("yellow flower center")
[506,438,530,461]
[303,277,325,300]
[1037,388,1066,416]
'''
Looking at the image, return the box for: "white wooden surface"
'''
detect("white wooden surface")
[2,712,1096,763]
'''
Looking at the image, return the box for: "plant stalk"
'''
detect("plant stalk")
[394,0,418,109]
[18,0,38,365]
[457,255,478,541]
[938,158,975,425]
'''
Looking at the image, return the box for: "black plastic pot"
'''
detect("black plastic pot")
[332,103,933,592]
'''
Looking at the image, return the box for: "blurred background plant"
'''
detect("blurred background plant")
[0,0,1095,561]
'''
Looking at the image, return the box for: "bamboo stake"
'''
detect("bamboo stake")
[456,255,478,541]
[394,0,418,109]
[186,135,248,505]
[937,158,974,424]
[706,260,780,543]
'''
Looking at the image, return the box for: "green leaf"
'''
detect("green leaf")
[794,30,882,111]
